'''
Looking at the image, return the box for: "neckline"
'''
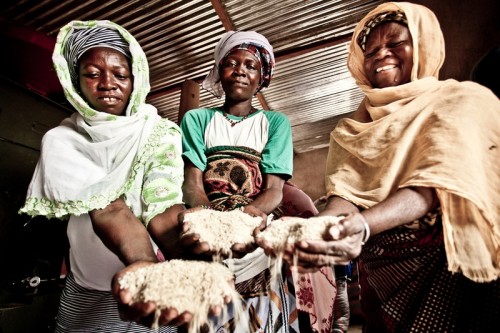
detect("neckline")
[218,107,259,127]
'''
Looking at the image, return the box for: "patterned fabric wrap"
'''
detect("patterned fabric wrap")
[359,210,500,332]
[204,146,264,212]
[202,30,275,98]
[357,11,408,51]
[205,146,336,332]
[63,27,131,87]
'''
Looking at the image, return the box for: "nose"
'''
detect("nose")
[374,46,392,60]
[98,72,117,90]
[232,63,246,76]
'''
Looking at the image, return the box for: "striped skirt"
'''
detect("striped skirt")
[55,273,178,333]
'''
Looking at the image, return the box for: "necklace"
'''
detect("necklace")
[222,108,256,127]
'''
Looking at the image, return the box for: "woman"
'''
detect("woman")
[275,2,499,332]
[19,20,188,332]
[180,31,336,332]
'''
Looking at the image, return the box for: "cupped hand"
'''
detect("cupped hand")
[178,208,216,259]
[283,213,367,273]
[112,261,194,327]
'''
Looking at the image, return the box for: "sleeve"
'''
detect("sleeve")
[180,108,210,171]
[260,111,293,178]
[141,122,184,226]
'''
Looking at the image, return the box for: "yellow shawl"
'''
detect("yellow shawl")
[326,2,500,282]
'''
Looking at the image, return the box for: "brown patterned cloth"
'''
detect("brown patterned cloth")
[360,209,500,332]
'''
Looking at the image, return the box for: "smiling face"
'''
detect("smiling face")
[220,49,262,102]
[78,47,133,116]
[363,22,413,88]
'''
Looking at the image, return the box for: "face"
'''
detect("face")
[363,22,413,88]
[78,47,133,116]
[220,49,261,102]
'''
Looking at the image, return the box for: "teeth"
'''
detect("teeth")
[376,65,396,73]
[102,97,117,102]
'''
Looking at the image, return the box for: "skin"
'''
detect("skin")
[78,47,133,115]
[258,21,438,273]
[180,49,286,259]
[363,22,413,88]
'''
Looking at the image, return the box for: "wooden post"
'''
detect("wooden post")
[178,79,200,123]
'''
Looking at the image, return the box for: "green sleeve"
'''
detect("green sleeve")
[141,121,184,226]
[180,108,214,171]
[261,111,293,178]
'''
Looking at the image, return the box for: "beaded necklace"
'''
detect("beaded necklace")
[222,107,256,127]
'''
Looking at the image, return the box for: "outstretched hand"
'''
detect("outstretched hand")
[256,213,367,273]
[112,261,193,328]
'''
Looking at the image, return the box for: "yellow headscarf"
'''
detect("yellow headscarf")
[326,2,500,282]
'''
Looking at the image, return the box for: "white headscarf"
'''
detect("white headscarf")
[202,30,275,98]
[20,20,168,219]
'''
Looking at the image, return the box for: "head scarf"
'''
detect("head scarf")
[326,2,500,282]
[348,2,445,97]
[63,27,131,88]
[357,10,408,52]
[202,31,275,98]
[20,20,172,218]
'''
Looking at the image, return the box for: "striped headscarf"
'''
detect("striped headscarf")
[357,10,408,51]
[202,31,275,98]
[63,27,131,88]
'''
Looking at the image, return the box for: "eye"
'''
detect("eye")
[82,72,100,78]
[115,73,129,80]
[388,41,404,48]
[223,60,237,68]
[364,49,377,58]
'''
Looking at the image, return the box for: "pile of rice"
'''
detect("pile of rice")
[256,215,343,251]
[183,209,263,254]
[118,259,242,331]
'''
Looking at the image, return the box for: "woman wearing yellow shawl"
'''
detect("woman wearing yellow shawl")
[279,2,499,332]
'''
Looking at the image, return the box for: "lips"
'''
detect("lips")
[98,96,121,104]
[376,64,397,73]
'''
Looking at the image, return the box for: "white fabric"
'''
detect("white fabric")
[202,30,274,97]
[204,112,269,151]
[20,20,159,218]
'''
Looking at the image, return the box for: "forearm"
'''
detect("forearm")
[318,196,360,217]
[90,199,157,265]
[249,186,284,214]
[147,204,185,259]
[362,186,438,235]
[182,183,211,208]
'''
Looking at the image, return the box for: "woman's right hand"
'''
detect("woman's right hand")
[285,213,367,273]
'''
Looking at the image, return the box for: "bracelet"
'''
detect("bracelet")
[361,221,370,245]
[198,204,213,210]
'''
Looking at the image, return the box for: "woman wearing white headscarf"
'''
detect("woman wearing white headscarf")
[180,31,337,332]
[20,20,186,332]
[273,2,499,332]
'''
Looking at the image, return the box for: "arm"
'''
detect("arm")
[244,173,285,217]
[147,203,185,260]
[90,198,157,265]
[182,161,211,208]
[361,186,438,235]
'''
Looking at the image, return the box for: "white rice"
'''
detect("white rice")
[118,260,243,332]
[256,215,342,251]
[183,209,263,254]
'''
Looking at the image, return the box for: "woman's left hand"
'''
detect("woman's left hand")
[283,213,367,273]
